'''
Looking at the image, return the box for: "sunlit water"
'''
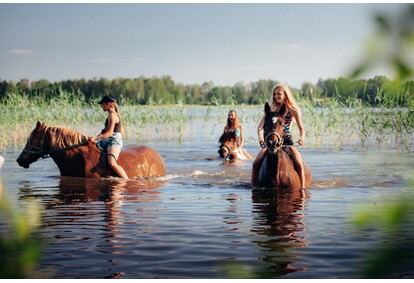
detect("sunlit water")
[1,139,414,279]
[1,106,414,278]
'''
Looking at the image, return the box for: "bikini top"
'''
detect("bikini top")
[103,112,122,133]
[227,127,241,138]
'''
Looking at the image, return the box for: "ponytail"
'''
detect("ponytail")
[111,103,123,133]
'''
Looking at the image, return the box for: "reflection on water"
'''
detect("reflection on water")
[251,189,309,277]
[1,144,414,278]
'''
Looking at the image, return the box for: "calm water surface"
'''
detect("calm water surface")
[1,138,414,278]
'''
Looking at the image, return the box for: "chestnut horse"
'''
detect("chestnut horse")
[253,105,312,189]
[218,131,252,161]
[17,121,166,179]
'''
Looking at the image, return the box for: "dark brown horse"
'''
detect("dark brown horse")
[218,131,238,161]
[218,131,252,161]
[16,121,166,179]
[253,104,312,189]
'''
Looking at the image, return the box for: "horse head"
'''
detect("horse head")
[263,103,285,155]
[17,121,50,168]
[218,131,237,160]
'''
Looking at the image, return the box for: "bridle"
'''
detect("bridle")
[219,142,236,160]
[264,131,285,154]
[23,129,88,159]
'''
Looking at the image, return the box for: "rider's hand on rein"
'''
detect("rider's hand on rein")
[259,140,266,148]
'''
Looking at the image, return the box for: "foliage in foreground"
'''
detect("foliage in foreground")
[0,195,43,278]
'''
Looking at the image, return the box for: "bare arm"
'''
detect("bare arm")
[239,125,245,148]
[257,115,265,147]
[290,109,305,145]
[92,112,118,142]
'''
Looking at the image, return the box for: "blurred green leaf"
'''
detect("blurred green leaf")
[393,57,413,80]
[375,14,392,34]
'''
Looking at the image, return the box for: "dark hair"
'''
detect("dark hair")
[98,95,116,104]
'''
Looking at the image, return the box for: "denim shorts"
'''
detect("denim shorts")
[97,132,123,153]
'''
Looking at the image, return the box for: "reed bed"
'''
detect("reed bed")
[1,93,413,152]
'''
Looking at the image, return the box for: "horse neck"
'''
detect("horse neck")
[44,126,92,176]
[45,126,86,149]
[228,139,238,148]
[266,149,281,186]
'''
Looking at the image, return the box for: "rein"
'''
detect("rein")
[220,143,233,153]
[24,141,89,156]
[24,129,89,158]
[265,131,284,151]
[219,142,238,160]
[264,130,297,152]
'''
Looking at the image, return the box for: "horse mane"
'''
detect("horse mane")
[44,125,87,148]
[219,131,236,143]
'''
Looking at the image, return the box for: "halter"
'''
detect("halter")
[23,128,88,158]
[265,131,285,152]
[219,142,236,160]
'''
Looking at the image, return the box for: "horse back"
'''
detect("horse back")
[259,148,312,189]
[277,148,302,189]
[118,145,166,178]
[278,148,312,188]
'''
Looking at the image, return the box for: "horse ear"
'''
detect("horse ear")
[35,121,46,131]
[264,102,270,114]
[218,132,225,143]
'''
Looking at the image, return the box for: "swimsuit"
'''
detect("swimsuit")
[98,112,123,152]
[283,111,294,145]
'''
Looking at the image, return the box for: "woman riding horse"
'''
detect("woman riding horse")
[16,121,166,179]
[90,95,128,178]
[218,110,252,160]
[251,83,310,189]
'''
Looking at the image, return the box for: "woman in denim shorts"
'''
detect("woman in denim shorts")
[91,95,128,179]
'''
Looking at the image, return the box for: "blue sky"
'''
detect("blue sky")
[0,3,404,88]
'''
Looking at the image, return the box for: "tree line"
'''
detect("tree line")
[0,75,413,107]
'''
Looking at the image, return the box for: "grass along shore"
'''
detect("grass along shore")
[1,93,413,152]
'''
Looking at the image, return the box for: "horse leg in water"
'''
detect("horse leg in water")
[251,149,266,186]
[289,147,305,189]
[107,146,128,179]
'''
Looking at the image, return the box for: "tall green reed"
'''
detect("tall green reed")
[1,91,413,152]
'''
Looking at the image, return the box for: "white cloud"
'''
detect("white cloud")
[236,64,278,71]
[88,58,118,64]
[129,57,141,66]
[9,49,32,54]
[272,43,301,51]
[237,65,261,71]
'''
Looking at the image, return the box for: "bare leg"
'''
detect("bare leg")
[107,147,129,179]
[0,155,4,171]
[251,149,266,187]
[242,149,253,159]
[290,147,305,188]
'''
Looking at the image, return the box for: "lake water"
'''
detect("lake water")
[1,107,414,279]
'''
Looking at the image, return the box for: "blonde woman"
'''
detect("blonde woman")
[91,95,128,179]
[251,83,306,188]
[222,110,252,159]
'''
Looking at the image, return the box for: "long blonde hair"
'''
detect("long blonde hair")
[269,83,300,115]
[225,109,240,132]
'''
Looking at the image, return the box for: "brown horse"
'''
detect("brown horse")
[253,104,312,189]
[16,121,166,179]
[218,131,252,161]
